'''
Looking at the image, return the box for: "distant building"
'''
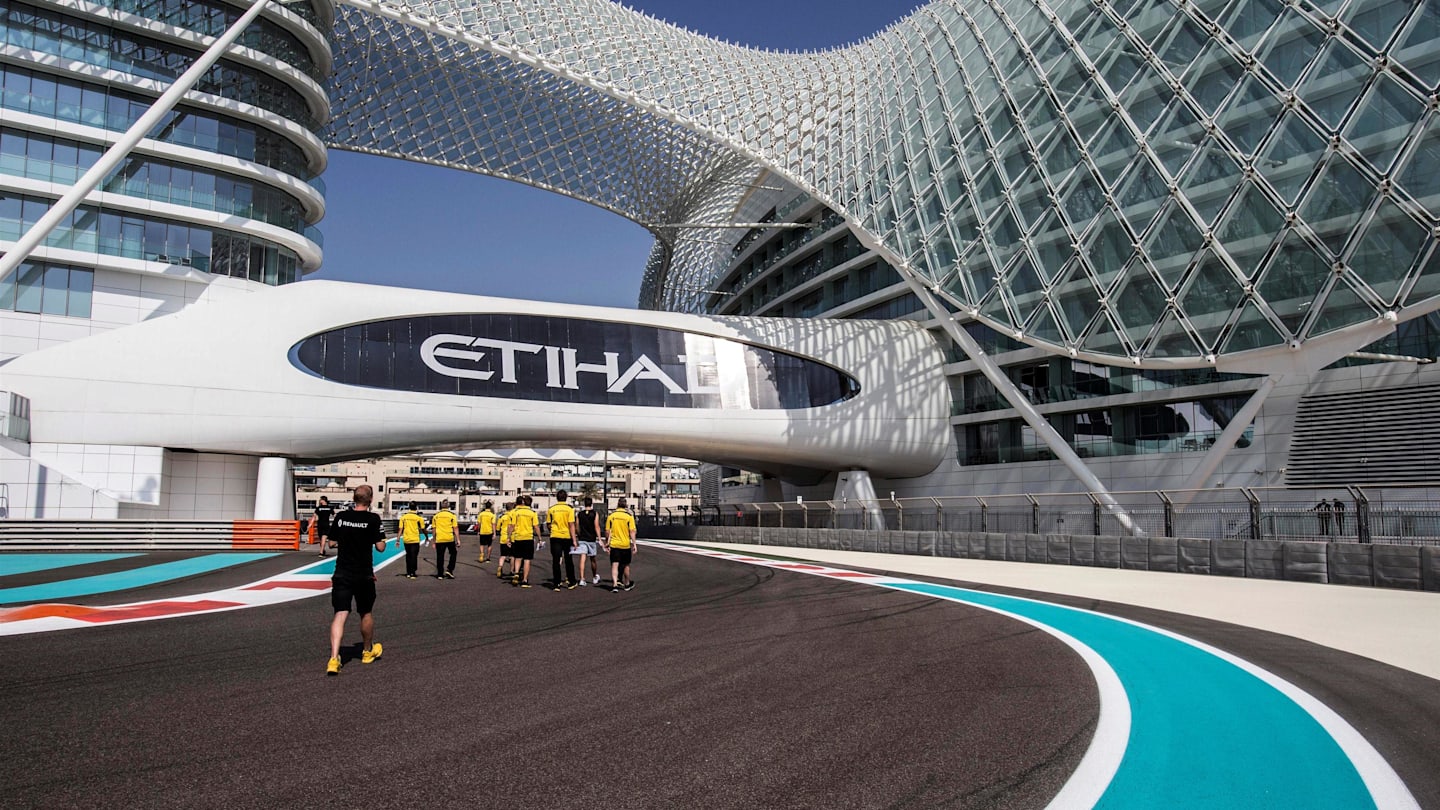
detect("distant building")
[295,450,700,519]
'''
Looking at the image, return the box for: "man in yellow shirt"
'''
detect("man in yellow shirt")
[546,489,577,591]
[495,503,514,579]
[397,503,425,579]
[475,501,496,563]
[431,500,459,579]
[507,494,540,589]
[605,499,637,593]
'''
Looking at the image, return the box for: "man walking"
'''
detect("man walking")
[432,500,459,579]
[508,495,540,588]
[313,495,335,558]
[495,502,514,579]
[398,503,425,579]
[572,496,602,585]
[547,489,577,590]
[476,501,496,564]
[605,498,637,593]
[326,484,388,675]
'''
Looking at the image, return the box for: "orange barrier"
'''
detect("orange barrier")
[231,520,301,550]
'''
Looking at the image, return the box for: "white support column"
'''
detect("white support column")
[254,456,290,520]
[1173,376,1279,508]
[834,469,883,530]
[897,279,1143,535]
[0,0,271,280]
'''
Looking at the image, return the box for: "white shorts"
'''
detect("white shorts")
[570,541,598,556]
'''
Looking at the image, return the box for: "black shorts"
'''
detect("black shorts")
[512,540,535,560]
[331,576,376,614]
[610,547,633,566]
[479,533,494,547]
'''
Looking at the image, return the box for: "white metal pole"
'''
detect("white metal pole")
[1172,375,1279,508]
[900,278,1143,536]
[0,0,272,280]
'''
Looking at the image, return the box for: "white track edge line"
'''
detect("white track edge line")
[650,542,1130,809]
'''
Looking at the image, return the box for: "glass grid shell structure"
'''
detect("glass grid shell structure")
[326,0,1440,371]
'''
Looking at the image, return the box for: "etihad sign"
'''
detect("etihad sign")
[291,314,859,410]
[419,333,708,395]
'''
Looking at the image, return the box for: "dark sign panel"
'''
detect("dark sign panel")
[290,314,860,410]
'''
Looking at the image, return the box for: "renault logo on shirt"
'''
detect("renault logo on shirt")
[290,314,859,410]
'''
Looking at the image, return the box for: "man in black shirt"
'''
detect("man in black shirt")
[313,496,335,558]
[327,484,389,676]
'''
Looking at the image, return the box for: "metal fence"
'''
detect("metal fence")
[636,485,1440,546]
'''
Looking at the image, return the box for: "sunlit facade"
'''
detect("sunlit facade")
[0,0,328,366]
[324,0,1440,371]
[5,0,1440,518]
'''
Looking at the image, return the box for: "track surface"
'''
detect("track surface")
[0,547,1097,809]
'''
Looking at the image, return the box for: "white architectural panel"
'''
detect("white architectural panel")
[1,280,952,479]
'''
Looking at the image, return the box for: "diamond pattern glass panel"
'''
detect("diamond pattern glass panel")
[1261,230,1332,332]
[1349,200,1429,306]
[1300,154,1376,254]
[1345,77,1425,173]
[319,0,1440,366]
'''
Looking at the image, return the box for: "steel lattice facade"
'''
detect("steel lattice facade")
[325,0,1440,371]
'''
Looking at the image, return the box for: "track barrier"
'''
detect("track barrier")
[0,520,301,551]
[641,524,1440,592]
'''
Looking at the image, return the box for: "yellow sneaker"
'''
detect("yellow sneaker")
[325,657,341,676]
[362,643,382,664]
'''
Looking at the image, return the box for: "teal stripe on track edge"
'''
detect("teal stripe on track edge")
[0,553,141,577]
[890,582,1373,810]
[294,544,406,576]
[0,553,279,604]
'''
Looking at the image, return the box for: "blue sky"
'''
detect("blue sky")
[316,1,921,308]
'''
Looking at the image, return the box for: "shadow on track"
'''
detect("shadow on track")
[0,544,1097,809]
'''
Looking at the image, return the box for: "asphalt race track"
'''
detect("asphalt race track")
[4,542,1439,808]
[0,546,1098,809]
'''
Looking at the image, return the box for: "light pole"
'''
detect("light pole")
[654,454,663,521]
[601,450,609,510]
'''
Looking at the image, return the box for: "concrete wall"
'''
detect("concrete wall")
[644,525,1440,592]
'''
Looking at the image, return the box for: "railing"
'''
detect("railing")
[641,485,1440,546]
[0,519,301,550]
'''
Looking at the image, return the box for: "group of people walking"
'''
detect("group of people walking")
[318,485,638,675]
[476,491,638,593]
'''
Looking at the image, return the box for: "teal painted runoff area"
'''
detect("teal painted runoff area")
[296,544,405,576]
[891,581,1376,810]
[0,553,279,604]
[0,553,141,577]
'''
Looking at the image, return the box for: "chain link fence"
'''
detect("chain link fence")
[637,485,1440,546]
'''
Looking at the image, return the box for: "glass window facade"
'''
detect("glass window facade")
[0,2,319,129]
[0,128,314,233]
[957,394,1256,465]
[0,260,92,318]
[86,0,324,82]
[0,190,301,284]
[0,63,316,181]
